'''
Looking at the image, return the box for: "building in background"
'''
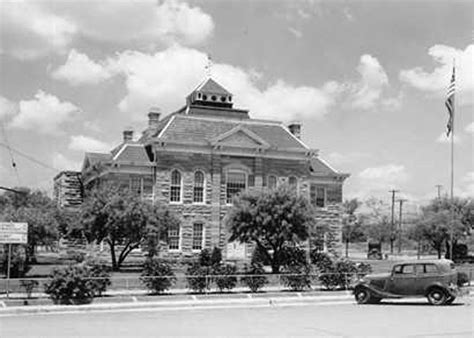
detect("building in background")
[53,171,83,209]
[76,78,349,260]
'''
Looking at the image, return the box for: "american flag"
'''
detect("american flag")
[445,64,455,136]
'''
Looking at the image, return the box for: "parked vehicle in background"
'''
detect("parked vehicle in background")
[353,259,469,305]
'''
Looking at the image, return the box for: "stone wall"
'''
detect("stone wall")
[154,150,344,259]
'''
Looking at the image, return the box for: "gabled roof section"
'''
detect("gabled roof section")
[309,156,350,179]
[195,78,232,95]
[210,125,270,149]
[113,144,152,164]
[155,115,307,150]
[82,152,111,171]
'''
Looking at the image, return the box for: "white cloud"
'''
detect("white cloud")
[69,135,111,153]
[326,151,370,166]
[0,1,76,59]
[51,50,112,85]
[399,44,474,105]
[347,54,390,110]
[459,171,474,198]
[52,153,81,171]
[465,122,474,134]
[288,27,303,38]
[0,96,17,120]
[436,132,461,144]
[1,1,214,60]
[9,91,80,134]
[105,45,337,122]
[357,164,409,195]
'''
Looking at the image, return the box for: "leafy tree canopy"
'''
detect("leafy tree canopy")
[226,186,314,273]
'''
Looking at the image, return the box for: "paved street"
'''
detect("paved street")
[1,299,472,337]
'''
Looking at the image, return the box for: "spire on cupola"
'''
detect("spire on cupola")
[186,54,234,108]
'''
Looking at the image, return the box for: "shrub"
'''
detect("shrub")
[213,264,238,292]
[310,251,333,272]
[210,247,223,266]
[281,264,312,291]
[83,260,111,297]
[198,249,212,267]
[186,263,211,293]
[281,246,308,268]
[315,256,364,290]
[457,271,469,286]
[44,265,96,305]
[140,259,176,294]
[241,263,268,293]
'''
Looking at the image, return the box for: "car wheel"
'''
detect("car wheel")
[354,288,371,304]
[427,288,447,305]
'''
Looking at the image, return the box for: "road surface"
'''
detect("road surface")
[1,299,472,337]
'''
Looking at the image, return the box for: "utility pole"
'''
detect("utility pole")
[389,189,400,254]
[397,199,407,254]
[435,185,443,199]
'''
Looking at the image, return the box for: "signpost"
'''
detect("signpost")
[0,222,28,298]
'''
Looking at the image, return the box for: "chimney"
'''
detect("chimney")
[148,107,161,128]
[288,122,301,139]
[123,127,134,143]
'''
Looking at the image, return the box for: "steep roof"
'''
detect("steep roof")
[194,78,232,95]
[155,115,306,150]
[113,144,152,163]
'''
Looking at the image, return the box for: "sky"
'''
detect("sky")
[0,0,473,210]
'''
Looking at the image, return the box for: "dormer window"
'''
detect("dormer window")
[197,93,202,99]
[211,95,217,101]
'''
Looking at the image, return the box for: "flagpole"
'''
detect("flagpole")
[449,60,455,261]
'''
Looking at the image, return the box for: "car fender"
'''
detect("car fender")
[424,282,454,297]
[353,283,401,299]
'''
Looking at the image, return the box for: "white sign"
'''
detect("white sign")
[0,222,28,244]
[227,242,247,259]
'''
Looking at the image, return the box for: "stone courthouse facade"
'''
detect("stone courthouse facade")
[79,78,349,260]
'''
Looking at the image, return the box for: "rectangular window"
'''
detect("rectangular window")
[316,187,326,207]
[168,224,180,250]
[130,176,141,194]
[226,171,246,204]
[192,223,204,250]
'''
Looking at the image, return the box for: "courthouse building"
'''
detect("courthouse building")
[65,78,349,260]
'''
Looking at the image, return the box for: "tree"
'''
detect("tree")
[226,186,315,273]
[359,198,391,247]
[80,184,177,271]
[409,197,470,259]
[0,188,59,263]
[341,198,365,257]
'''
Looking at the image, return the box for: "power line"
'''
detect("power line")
[0,141,59,173]
[0,122,21,185]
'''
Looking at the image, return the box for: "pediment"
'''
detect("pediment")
[209,125,270,149]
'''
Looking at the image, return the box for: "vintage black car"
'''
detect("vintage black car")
[353,259,469,305]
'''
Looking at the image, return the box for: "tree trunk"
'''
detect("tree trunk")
[437,248,442,259]
[271,261,280,274]
[109,240,118,271]
[345,239,349,258]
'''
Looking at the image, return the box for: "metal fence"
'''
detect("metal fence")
[1,269,473,299]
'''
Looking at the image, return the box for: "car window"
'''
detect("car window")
[393,264,415,274]
[422,264,438,274]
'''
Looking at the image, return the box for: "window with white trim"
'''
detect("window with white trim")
[170,169,182,202]
[168,224,180,250]
[226,171,246,204]
[193,171,205,203]
[268,175,277,189]
[192,222,204,250]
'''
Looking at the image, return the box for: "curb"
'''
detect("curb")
[0,293,354,316]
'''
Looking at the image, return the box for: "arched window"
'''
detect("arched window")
[226,170,246,204]
[268,175,277,189]
[193,171,205,203]
[170,169,182,202]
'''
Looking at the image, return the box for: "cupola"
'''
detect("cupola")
[186,78,233,108]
